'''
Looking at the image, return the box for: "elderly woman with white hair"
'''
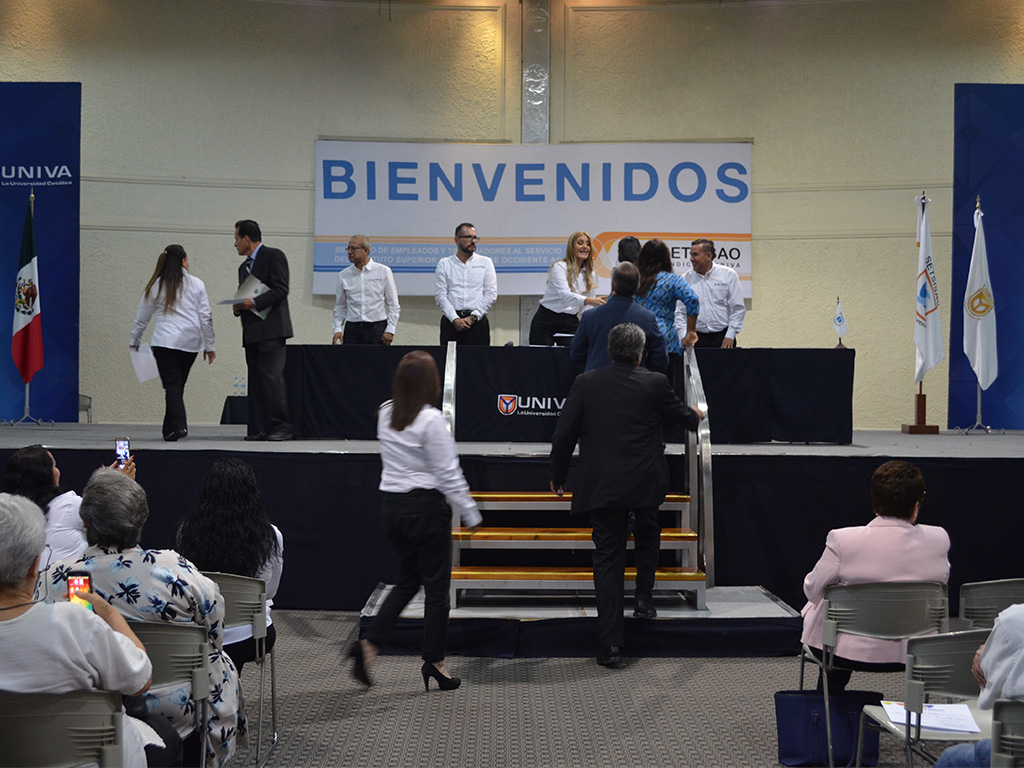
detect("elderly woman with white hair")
[36,468,245,768]
[0,492,181,766]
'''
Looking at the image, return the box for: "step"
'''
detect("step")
[470,491,690,511]
[452,527,696,549]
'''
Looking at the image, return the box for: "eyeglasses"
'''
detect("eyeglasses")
[457,235,479,242]
[345,246,368,252]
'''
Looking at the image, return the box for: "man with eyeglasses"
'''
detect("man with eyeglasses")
[332,235,400,346]
[434,222,497,345]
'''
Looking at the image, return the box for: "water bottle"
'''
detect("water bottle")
[240,376,247,397]
[234,376,240,398]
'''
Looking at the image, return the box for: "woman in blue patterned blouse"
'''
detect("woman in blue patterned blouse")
[635,239,700,379]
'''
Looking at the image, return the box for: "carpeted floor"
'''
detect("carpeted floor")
[230,610,971,767]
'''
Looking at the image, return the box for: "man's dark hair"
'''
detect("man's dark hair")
[691,238,715,256]
[870,460,925,520]
[617,236,641,264]
[235,219,262,242]
[455,222,475,237]
[607,323,646,364]
[611,261,640,297]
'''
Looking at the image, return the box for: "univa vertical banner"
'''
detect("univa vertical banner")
[0,82,81,421]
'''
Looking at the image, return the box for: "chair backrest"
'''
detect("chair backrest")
[0,689,123,767]
[905,628,991,704]
[822,581,949,647]
[992,698,1024,767]
[129,622,211,701]
[201,571,267,640]
[960,579,1024,630]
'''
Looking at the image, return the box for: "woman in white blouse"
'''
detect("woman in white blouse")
[528,231,605,346]
[130,245,215,442]
[350,351,481,692]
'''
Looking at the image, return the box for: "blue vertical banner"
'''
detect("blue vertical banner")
[0,83,81,421]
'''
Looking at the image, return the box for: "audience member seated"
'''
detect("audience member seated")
[176,458,284,674]
[0,492,181,767]
[801,459,950,690]
[35,468,245,768]
[2,444,136,562]
[934,603,1024,767]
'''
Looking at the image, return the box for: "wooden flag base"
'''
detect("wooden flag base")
[902,389,939,434]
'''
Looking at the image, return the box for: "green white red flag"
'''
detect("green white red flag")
[12,193,43,384]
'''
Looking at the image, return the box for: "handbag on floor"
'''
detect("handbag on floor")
[774,689,882,767]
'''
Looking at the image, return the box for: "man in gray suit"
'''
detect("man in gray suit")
[550,322,704,667]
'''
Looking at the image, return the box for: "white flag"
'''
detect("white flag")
[964,207,998,389]
[913,194,944,382]
[832,298,849,338]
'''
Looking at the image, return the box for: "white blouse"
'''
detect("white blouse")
[130,271,215,353]
[539,260,597,315]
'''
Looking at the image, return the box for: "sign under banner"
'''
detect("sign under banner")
[314,140,753,298]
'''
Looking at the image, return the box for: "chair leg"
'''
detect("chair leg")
[822,669,835,768]
[255,646,265,767]
[198,700,208,768]
[799,651,806,689]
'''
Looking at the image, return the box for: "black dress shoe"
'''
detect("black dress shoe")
[163,429,187,442]
[244,432,267,441]
[633,598,657,619]
[265,432,295,442]
[596,646,624,668]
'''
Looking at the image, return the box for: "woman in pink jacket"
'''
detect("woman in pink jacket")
[801,460,950,690]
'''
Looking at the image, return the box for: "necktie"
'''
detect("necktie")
[244,256,254,274]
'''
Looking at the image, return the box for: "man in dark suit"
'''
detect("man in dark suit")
[570,261,668,372]
[551,322,704,667]
[232,219,294,441]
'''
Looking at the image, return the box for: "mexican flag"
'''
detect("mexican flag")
[12,194,43,383]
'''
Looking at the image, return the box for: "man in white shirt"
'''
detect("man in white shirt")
[676,238,745,348]
[434,222,497,346]
[332,235,400,345]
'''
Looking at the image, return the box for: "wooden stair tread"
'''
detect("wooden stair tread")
[470,491,690,504]
[452,527,696,542]
[451,566,705,581]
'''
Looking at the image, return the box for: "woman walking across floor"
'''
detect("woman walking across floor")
[634,238,700,379]
[130,244,215,441]
[349,350,482,691]
[528,231,605,346]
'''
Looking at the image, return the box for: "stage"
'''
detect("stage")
[1,423,1020,656]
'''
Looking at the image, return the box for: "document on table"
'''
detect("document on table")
[882,701,981,732]
[130,343,160,383]
[219,274,272,319]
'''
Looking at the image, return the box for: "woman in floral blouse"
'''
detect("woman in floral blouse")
[36,468,245,768]
[635,238,701,382]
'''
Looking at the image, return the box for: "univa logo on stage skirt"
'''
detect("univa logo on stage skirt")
[497,394,518,416]
[496,394,565,417]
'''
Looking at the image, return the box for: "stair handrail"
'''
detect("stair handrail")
[442,341,457,436]
[683,346,715,587]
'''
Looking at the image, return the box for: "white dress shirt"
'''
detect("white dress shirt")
[675,263,745,339]
[377,402,482,527]
[130,271,215,352]
[434,253,498,322]
[45,490,87,562]
[332,259,401,334]
[539,261,597,315]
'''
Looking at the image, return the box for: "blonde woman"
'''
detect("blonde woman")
[529,231,606,346]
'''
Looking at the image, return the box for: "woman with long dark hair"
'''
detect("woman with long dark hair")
[130,244,215,442]
[635,239,701,377]
[528,231,605,346]
[175,458,283,673]
[349,350,481,691]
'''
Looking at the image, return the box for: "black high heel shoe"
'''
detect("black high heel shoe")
[348,642,372,687]
[421,661,461,691]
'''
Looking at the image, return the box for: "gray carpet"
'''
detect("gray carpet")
[231,610,969,768]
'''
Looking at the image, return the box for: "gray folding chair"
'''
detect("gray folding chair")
[130,622,211,768]
[993,698,1024,767]
[0,689,124,767]
[203,571,278,767]
[960,579,1024,629]
[799,581,949,768]
[855,628,991,767]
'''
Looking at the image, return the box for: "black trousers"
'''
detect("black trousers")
[223,622,277,675]
[365,489,453,662]
[244,338,292,435]
[344,320,387,344]
[589,506,661,650]
[694,328,733,348]
[152,346,197,437]
[529,305,579,346]
[439,313,490,346]
[805,645,904,691]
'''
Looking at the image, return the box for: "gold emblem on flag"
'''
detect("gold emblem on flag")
[15,277,38,315]
[966,287,993,319]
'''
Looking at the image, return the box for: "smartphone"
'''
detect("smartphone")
[68,570,93,611]
[115,438,130,468]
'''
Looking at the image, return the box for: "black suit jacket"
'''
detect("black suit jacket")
[238,244,293,345]
[570,295,668,372]
[550,362,699,515]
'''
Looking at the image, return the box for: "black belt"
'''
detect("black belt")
[456,310,478,319]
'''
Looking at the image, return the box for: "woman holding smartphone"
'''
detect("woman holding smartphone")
[130,245,215,442]
[528,231,605,346]
[349,351,481,691]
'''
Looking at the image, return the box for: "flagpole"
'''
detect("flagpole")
[903,191,939,434]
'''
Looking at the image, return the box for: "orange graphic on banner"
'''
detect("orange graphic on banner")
[590,231,751,278]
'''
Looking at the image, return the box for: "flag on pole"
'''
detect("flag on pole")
[832,297,849,338]
[11,192,43,384]
[964,204,997,390]
[913,193,944,383]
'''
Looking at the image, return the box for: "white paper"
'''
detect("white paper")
[130,343,160,383]
[882,700,981,733]
[219,274,272,319]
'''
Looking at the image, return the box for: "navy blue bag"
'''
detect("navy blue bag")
[774,689,882,767]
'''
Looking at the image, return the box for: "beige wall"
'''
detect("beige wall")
[2,0,1022,428]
